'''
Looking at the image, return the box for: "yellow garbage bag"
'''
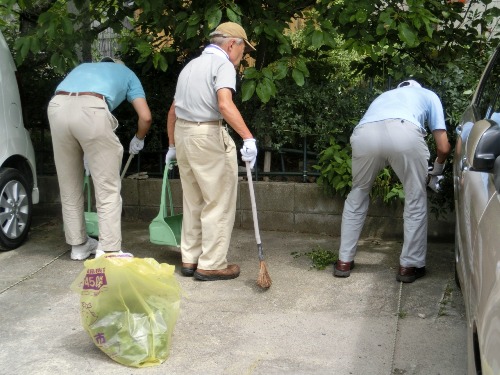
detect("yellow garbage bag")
[70,253,181,368]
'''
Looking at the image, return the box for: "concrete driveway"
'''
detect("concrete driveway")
[0,215,466,375]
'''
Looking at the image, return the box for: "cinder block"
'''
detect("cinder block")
[294,184,344,214]
[33,176,455,240]
[138,178,161,207]
[122,179,139,206]
[294,213,343,236]
[241,210,294,232]
[362,216,404,239]
[240,181,294,212]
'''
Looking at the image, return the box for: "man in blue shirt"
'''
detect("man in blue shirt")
[334,80,450,283]
[47,57,152,260]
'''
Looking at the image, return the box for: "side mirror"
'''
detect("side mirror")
[466,120,500,172]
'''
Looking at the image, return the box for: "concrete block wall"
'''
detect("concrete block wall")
[35,175,455,241]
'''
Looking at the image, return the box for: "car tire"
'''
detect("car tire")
[0,167,33,250]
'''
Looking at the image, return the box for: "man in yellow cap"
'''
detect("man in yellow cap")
[165,22,256,281]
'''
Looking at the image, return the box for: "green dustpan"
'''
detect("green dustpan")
[149,163,182,247]
[83,154,134,238]
[83,174,99,238]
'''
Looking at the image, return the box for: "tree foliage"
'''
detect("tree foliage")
[1,0,498,99]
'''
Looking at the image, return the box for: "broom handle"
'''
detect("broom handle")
[120,154,134,180]
[246,161,262,246]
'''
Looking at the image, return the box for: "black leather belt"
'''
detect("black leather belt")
[55,91,104,100]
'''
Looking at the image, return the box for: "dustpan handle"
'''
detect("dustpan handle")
[160,162,176,218]
[83,174,92,212]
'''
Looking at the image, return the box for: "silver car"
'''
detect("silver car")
[0,30,39,250]
[454,43,500,375]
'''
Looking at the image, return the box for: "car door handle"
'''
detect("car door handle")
[461,157,468,171]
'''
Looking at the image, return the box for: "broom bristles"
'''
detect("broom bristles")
[257,260,272,289]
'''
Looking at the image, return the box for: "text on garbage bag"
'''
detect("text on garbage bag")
[83,268,107,290]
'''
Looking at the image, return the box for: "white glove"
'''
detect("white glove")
[428,159,445,176]
[83,155,90,176]
[427,175,444,193]
[240,138,257,169]
[165,146,177,169]
[129,135,144,154]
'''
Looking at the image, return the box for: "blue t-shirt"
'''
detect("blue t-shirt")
[358,86,446,133]
[55,62,146,111]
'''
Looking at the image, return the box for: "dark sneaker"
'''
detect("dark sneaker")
[181,263,197,277]
[333,260,355,278]
[396,266,426,283]
[194,264,240,281]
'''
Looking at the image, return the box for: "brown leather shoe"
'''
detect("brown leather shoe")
[194,264,240,281]
[333,260,355,277]
[396,266,426,283]
[181,263,197,277]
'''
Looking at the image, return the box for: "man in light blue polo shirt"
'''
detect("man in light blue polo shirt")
[47,57,152,260]
[334,80,450,283]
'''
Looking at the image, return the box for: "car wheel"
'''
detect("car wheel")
[0,168,33,250]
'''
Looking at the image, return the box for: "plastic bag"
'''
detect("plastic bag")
[71,253,181,368]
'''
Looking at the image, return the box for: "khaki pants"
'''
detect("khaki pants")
[174,119,238,270]
[47,94,123,251]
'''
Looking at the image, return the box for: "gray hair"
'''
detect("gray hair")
[209,33,244,48]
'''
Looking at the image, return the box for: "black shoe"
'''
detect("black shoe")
[396,266,426,283]
[181,263,197,277]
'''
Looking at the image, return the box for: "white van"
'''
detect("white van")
[0,30,39,250]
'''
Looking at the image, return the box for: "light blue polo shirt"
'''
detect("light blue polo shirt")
[55,62,146,111]
[358,86,447,133]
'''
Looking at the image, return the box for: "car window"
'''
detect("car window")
[476,49,500,121]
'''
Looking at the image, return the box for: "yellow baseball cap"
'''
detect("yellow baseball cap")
[212,22,256,52]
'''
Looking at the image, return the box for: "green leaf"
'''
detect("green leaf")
[262,67,273,80]
[241,79,256,102]
[62,18,73,35]
[153,53,168,72]
[339,10,351,25]
[30,37,40,54]
[256,78,274,103]
[50,52,60,68]
[311,30,324,48]
[356,9,368,23]
[273,62,288,80]
[38,11,53,26]
[292,68,305,86]
[206,8,222,30]
[244,67,260,80]
[226,8,239,23]
[295,59,309,77]
[398,23,418,47]
[20,37,30,60]
[174,20,188,36]
[186,24,198,40]
[188,14,202,26]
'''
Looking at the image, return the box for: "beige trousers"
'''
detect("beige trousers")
[47,94,123,251]
[339,119,430,268]
[174,119,238,270]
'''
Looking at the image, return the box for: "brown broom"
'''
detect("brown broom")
[245,161,272,289]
